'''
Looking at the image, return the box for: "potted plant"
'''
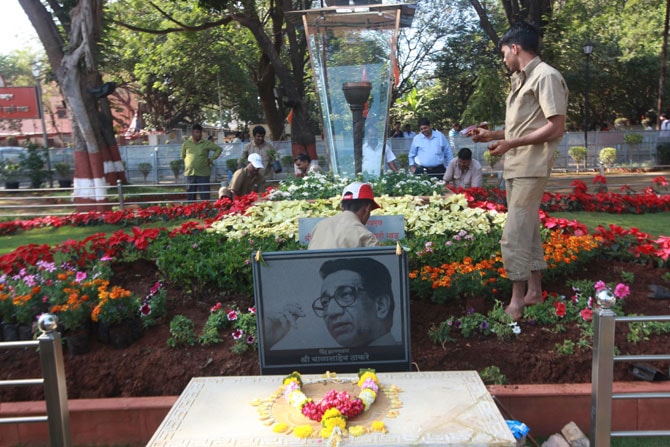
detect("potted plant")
[225,158,239,182]
[22,144,49,188]
[0,160,24,189]
[54,162,73,187]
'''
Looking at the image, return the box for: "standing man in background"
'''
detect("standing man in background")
[181,124,222,202]
[469,21,568,320]
[239,126,275,180]
[408,118,453,178]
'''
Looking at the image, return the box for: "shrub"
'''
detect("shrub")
[169,159,184,180]
[623,133,644,145]
[599,147,617,168]
[568,146,587,172]
[483,150,502,170]
[22,144,49,188]
[225,158,239,172]
[138,162,152,181]
[167,315,197,347]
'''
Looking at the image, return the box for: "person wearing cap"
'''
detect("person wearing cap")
[239,125,276,180]
[181,123,223,202]
[443,148,483,189]
[307,181,380,249]
[218,153,266,199]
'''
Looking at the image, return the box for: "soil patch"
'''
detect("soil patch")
[1,259,669,402]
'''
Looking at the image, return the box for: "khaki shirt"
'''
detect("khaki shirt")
[229,167,265,197]
[181,138,222,177]
[240,141,275,179]
[443,158,483,188]
[307,211,378,250]
[503,57,568,179]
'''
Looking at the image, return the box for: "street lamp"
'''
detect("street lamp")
[583,42,594,161]
[31,62,53,187]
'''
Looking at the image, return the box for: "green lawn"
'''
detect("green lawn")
[550,211,669,238]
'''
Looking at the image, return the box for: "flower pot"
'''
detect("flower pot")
[64,330,91,356]
[97,318,144,349]
[4,181,19,190]
[17,324,33,340]
[58,179,73,188]
[1,322,19,341]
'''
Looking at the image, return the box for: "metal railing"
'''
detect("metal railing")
[0,314,71,446]
[590,290,670,446]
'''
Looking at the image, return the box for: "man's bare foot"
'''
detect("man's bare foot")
[523,292,542,306]
[505,303,524,321]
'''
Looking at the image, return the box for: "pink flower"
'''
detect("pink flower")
[232,329,243,340]
[580,308,593,321]
[246,335,255,344]
[614,283,630,299]
[594,280,607,292]
[248,306,256,314]
[227,310,238,321]
[75,271,87,283]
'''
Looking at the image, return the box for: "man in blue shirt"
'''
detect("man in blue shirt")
[408,118,453,178]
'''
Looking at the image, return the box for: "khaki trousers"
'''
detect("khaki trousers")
[501,177,548,281]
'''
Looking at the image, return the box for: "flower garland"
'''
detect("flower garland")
[282,369,382,439]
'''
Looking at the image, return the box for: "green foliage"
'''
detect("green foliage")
[395,153,409,169]
[138,162,152,181]
[428,301,516,344]
[0,160,24,182]
[479,366,507,385]
[281,155,294,169]
[483,150,502,170]
[599,147,617,167]
[555,339,576,356]
[624,133,643,145]
[54,162,72,179]
[568,146,587,164]
[226,158,239,172]
[661,272,670,283]
[169,159,184,179]
[167,315,197,347]
[22,144,49,188]
[149,230,300,296]
[620,271,635,283]
[626,316,670,343]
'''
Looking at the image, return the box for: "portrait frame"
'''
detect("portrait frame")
[252,246,411,375]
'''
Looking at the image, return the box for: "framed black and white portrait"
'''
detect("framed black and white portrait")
[252,246,411,375]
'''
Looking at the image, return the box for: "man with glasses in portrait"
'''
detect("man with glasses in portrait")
[264,257,397,349]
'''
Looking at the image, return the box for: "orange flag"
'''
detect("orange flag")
[286,108,294,124]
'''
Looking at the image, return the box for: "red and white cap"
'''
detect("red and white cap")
[341,181,381,210]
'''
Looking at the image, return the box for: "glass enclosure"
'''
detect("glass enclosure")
[290,4,415,178]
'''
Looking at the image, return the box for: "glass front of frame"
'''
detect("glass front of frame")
[309,27,393,178]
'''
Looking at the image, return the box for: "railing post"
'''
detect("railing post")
[591,289,617,447]
[37,314,72,447]
[117,179,124,210]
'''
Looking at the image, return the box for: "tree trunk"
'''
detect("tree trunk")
[19,0,127,211]
[658,0,669,129]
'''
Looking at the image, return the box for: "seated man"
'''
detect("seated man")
[294,153,321,178]
[443,147,483,189]
[308,181,380,249]
[218,153,266,199]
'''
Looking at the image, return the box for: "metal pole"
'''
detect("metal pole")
[37,314,72,447]
[584,53,590,163]
[35,80,54,187]
[590,292,616,447]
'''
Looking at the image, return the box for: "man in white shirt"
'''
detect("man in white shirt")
[660,113,670,139]
[363,127,398,176]
[403,124,416,138]
[443,148,483,189]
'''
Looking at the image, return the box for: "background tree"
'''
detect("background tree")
[19,0,127,210]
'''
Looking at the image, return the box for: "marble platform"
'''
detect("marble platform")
[146,371,516,447]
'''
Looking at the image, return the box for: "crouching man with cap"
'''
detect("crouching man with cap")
[218,153,266,200]
[308,182,380,249]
